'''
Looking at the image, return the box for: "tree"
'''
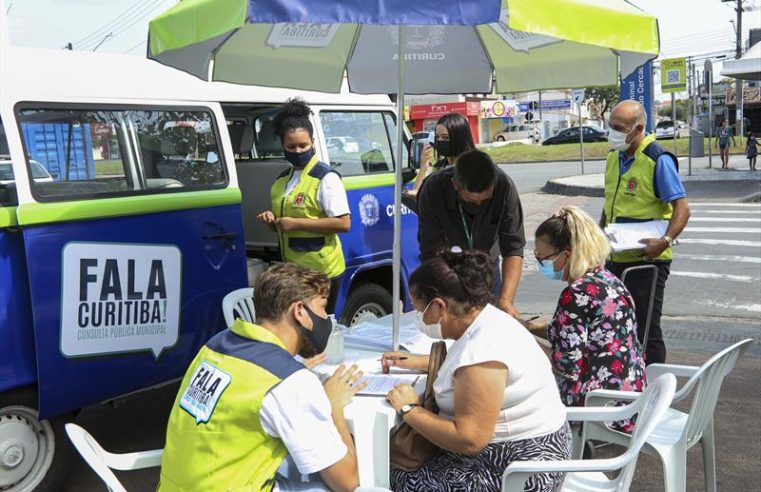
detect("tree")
[657,100,688,122]
[587,85,620,127]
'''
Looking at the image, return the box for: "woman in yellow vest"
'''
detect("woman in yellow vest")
[256,99,351,314]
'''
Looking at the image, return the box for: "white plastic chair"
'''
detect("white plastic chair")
[581,338,752,492]
[222,287,255,327]
[65,423,162,492]
[501,373,677,492]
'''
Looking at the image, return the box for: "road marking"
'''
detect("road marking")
[689,203,761,208]
[674,253,761,264]
[684,227,761,233]
[678,238,761,247]
[671,271,758,283]
[702,300,761,313]
[688,217,761,223]
[693,210,761,214]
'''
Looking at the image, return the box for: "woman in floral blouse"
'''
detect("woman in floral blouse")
[533,206,646,431]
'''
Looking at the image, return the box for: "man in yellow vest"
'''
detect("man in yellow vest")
[159,263,366,492]
[601,100,691,364]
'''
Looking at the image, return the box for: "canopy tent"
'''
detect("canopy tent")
[721,42,761,80]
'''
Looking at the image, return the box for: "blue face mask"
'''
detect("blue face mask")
[284,147,315,168]
[538,260,564,281]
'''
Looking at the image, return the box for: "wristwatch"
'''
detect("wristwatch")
[662,235,674,247]
[399,403,420,418]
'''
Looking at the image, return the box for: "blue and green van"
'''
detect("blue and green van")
[0,47,419,491]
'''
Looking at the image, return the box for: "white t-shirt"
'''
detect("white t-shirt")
[284,171,350,218]
[433,304,566,442]
[259,369,347,475]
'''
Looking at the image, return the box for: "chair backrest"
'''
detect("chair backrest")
[222,287,255,327]
[681,338,752,448]
[66,423,129,492]
[614,373,678,490]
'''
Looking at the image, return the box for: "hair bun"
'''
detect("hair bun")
[279,98,312,119]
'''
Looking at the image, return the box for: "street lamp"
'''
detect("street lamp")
[92,33,114,52]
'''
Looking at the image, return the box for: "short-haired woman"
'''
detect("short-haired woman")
[382,250,570,492]
[405,112,476,199]
[533,206,646,431]
[256,98,351,314]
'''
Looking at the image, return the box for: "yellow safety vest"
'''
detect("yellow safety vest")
[270,155,345,278]
[603,134,675,263]
[158,320,304,492]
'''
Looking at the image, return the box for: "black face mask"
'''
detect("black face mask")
[297,306,333,358]
[459,199,486,216]
[434,139,453,157]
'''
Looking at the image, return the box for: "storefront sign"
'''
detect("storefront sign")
[409,101,480,120]
[480,100,518,119]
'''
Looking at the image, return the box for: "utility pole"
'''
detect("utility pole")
[724,0,745,139]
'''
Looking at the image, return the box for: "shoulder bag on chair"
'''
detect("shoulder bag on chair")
[389,341,447,471]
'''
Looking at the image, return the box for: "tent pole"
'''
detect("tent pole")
[392,25,405,351]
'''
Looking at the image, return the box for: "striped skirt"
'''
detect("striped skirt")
[391,422,572,492]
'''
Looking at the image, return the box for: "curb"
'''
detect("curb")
[541,180,604,197]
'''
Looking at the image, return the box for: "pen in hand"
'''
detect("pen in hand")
[378,356,408,361]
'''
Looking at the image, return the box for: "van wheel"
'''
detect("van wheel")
[496,136,505,142]
[340,282,393,327]
[0,387,74,492]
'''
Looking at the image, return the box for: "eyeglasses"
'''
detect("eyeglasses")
[533,249,562,267]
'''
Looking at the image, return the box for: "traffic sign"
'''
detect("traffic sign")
[572,89,586,104]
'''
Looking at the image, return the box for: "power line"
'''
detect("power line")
[123,40,147,54]
[74,0,156,48]
[77,0,168,51]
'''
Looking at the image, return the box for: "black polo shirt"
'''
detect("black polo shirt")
[416,166,525,261]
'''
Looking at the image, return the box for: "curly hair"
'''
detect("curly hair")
[409,249,493,315]
[272,97,314,140]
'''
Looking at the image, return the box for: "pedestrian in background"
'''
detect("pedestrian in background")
[716,119,736,170]
[404,112,476,201]
[533,206,646,431]
[417,150,525,318]
[746,131,758,171]
[601,100,691,365]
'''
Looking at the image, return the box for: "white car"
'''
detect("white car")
[326,136,360,153]
[493,124,540,144]
[655,120,690,139]
[0,159,54,185]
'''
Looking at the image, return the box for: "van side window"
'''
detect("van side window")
[16,107,226,202]
[320,111,405,177]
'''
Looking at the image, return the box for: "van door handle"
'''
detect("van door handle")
[203,232,237,241]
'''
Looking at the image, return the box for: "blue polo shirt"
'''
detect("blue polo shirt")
[619,151,686,203]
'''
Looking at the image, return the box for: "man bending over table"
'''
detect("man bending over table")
[159,263,366,492]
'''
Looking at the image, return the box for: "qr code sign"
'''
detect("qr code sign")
[667,70,681,84]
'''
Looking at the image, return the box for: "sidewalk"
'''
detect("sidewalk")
[543,155,761,201]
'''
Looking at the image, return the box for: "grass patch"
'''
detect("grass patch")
[484,138,746,164]
[95,159,125,176]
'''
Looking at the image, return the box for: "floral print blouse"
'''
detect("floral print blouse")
[548,266,646,430]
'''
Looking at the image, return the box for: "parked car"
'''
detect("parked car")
[0,158,54,185]
[542,126,608,145]
[655,120,690,139]
[326,136,360,153]
[493,124,540,144]
[353,136,383,152]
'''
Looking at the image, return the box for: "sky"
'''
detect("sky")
[4,0,761,88]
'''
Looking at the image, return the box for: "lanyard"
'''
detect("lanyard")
[457,202,474,249]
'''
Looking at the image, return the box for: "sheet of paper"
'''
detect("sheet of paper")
[604,220,668,252]
[355,373,419,396]
[341,312,441,354]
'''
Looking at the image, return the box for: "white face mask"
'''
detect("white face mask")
[414,300,443,339]
[608,125,640,152]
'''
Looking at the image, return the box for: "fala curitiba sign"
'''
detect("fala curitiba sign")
[60,242,182,359]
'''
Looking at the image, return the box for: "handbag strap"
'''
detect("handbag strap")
[422,341,447,413]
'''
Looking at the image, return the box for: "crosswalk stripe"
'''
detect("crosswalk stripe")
[679,238,761,247]
[685,227,761,233]
[674,253,761,264]
[689,203,761,208]
[693,210,761,214]
[688,217,761,223]
[671,271,758,283]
